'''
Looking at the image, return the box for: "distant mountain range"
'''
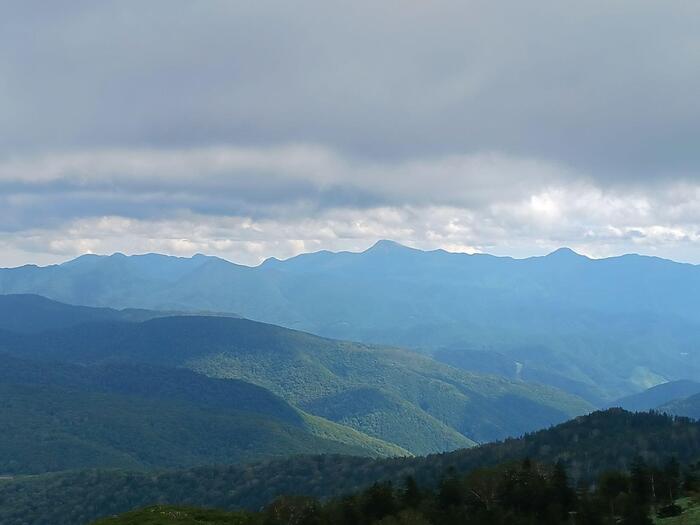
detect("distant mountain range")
[2,241,699,401]
[660,392,700,418]
[0,294,590,457]
[610,379,700,412]
[605,378,700,420]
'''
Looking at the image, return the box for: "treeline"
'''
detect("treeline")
[97,458,700,525]
[3,410,699,525]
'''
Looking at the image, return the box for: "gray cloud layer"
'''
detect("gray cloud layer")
[2,1,700,265]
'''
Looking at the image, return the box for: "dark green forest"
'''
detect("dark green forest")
[1,410,699,525]
[93,457,700,525]
[0,301,592,454]
[0,353,404,474]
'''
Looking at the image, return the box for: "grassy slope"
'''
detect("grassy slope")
[655,496,700,525]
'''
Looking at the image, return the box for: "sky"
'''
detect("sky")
[2,1,700,267]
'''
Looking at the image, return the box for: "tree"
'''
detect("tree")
[551,460,576,513]
[662,457,681,502]
[400,476,422,509]
[630,457,651,505]
[437,470,463,509]
[598,470,629,516]
[362,482,396,522]
[263,496,322,525]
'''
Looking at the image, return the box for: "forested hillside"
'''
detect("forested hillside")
[0,294,164,334]
[1,410,697,525]
[0,309,592,454]
[93,457,700,525]
[0,354,403,474]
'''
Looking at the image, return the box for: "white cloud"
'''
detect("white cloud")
[2,2,700,265]
[1,145,700,266]
[2,190,700,267]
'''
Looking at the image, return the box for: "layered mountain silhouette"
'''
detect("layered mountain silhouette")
[2,242,699,401]
[0,352,406,474]
[0,295,591,455]
[659,392,700,418]
[609,379,700,412]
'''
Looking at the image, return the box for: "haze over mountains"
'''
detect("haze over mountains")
[0,295,590,456]
[3,241,699,402]
[610,380,700,412]
[2,243,699,523]
[6,2,700,523]
[1,249,699,524]
[660,392,700,419]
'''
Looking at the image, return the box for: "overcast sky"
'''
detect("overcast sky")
[2,1,700,266]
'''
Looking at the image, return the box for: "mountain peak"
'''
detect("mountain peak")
[546,247,584,259]
[365,240,414,253]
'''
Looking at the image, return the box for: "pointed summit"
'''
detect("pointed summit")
[546,247,584,259]
[365,239,414,254]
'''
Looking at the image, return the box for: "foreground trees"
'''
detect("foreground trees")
[100,458,698,525]
[254,458,699,525]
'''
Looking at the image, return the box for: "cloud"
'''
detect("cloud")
[2,2,700,265]
[2,1,700,177]
[2,144,700,267]
[0,145,566,219]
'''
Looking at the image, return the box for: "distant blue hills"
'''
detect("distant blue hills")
[2,241,699,401]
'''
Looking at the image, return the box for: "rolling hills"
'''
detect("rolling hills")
[659,393,700,419]
[0,303,592,454]
[0,293,164,334]
[0,353,404,474]
[2,242,700,401]
[1,409,697,525]
[609,380,700,412]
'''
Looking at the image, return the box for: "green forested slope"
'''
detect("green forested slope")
[1,410,697,525]
[302,387,476,453]
[0,383,371,474]
[92,457,700,525]
[0,315,592,453]
[0,354,405,474]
